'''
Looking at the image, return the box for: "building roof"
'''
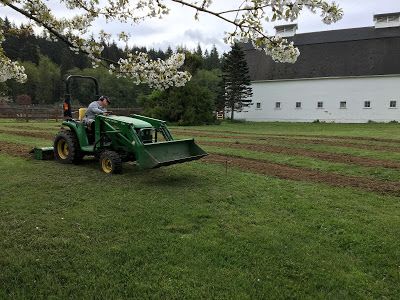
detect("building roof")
[274,24,298,30]
[243,26,400,81]
[374,12,400,18]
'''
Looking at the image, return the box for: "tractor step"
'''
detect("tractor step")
[30,147,54,160]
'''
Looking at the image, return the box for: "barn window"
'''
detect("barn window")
[317,101,323,108]
[296,102,302,108]
[376,16,386,23]
[364,101,371,108]
[256,102,261,109]
[390,101,397,108]
[275,102,281,109]
[340,101,347,109]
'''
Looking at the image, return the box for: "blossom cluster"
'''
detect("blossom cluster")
[115,52,192,90]
[0,29,27,83]
[0,55,27,83]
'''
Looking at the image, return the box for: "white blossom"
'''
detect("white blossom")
[0,29,27,83]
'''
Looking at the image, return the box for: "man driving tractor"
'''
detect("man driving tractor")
[83,95,111,129]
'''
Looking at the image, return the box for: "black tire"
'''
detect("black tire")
[99,150,122,174]
[54,130,84,164]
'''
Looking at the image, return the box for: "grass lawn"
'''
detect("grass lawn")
[171,121,400,139]
[1,120,400,298]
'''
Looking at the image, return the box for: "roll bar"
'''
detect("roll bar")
[63,75,100,118]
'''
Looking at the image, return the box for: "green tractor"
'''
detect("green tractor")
[51,75,207,173]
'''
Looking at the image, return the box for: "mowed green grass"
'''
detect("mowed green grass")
[1,120,400,298]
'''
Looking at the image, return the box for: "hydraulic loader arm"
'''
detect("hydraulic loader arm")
[130,114,173,140]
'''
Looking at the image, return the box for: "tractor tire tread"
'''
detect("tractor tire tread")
[100,150,122,174]
[54,130,83,164]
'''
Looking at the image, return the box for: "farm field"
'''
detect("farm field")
[1,119,400,298]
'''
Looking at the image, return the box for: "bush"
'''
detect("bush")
[15,94,32,105]
[140,70,219,126]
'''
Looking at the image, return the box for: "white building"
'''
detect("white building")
[237,12,400,123]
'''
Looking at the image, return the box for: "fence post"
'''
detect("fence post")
[24,105,29,122]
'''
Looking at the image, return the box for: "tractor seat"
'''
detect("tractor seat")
[78,108,87,121]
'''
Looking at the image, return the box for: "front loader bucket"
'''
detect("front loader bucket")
[137,139,207,169]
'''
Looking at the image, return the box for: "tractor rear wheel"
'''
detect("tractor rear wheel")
[99,150,122,174]
[54,130,83,164]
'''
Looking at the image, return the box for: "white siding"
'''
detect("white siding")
[236,75,400,123]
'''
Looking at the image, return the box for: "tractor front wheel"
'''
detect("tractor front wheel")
[54,130,83,164]
[99,150,122,174]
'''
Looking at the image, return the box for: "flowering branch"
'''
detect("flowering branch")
[0,0,343,87]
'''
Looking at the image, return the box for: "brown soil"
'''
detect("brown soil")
[174,128,400,144]
[261,137,400,153]
[173,130,400,153]
[204,154,400,196]
[1,123,61,131]
[0,128,55,140]
[0,141,31,158]
[200,141,400,169]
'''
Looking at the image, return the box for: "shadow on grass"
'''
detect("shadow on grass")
[68,157,208,188]
[139,168,208,188]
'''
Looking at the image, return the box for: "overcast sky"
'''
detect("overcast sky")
[1,0,400,53]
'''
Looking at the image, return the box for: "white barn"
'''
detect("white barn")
[236,12,400,123]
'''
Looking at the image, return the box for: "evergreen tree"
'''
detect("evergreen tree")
[221,43,253,120]
[195,43,203,57]
[165,46,173,58]
[204,45,220,70]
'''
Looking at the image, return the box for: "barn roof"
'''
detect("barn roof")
[243,26,400,81]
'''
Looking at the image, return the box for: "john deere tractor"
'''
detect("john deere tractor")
[51,75,207,173]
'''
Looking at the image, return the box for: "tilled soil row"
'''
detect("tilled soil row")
[4,128,400,170]
[173,130,400,153]
[0,128,55,140]
[204,154,400,196]
[174,129,400,144]
[0,141,31,158]
[1,124,61,131]
[1,140,399,196]
[200,141,400,169]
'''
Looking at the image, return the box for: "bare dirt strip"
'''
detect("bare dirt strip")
[199,141,400,169]
[173,129,400,144]
[203,154,400,197]
[0,141,31,158]
[0,124,61,131]
[0,128,55,140]
[173,130,400,153]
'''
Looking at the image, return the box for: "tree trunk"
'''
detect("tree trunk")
[230,104,234,120]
